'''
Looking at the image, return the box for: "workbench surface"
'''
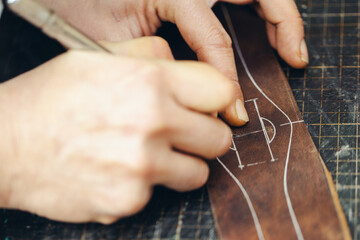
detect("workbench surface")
[1,0,360,239]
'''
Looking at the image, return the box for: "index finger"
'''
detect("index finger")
[159,60,235,113]
[155,0,249,126]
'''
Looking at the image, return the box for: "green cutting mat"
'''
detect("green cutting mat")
[1,0,360,239]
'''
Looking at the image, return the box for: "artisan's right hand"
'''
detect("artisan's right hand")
[0,38,234,224]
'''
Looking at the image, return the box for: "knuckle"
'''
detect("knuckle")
[197,163,210,187]
[133,64,169,135]
[181,162,209,192]
[134,156,154,178]
[137,63,163,84]
[136,68,164,96]
[131,144,156,178]
[125,185,152,215]
[56,50,107,77]
[132,64,163,93]
[139,103,167,136]
[291,15,304,25]
[95,182,152,218]
[150,36,171,50]
[127,197,149,215]
[141,93,168,134]
[211,124,233,158]
[144,107,168,135]
[296,16,304,27]
[203,25,232,50]
[60,49,89,63]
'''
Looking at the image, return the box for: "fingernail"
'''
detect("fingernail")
[235,99,249,123]
[300,39,309,64]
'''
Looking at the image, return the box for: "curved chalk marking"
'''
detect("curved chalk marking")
[262,117,277,143]
[216,157,265,240]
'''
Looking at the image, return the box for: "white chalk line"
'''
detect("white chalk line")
[230,135,273,168]
[231,138,244,169]
[233,130,263,138]
[222,5,304,240]
[216,157,265,240]
[245,98,258,102]
[280,120,305,127]
[262,117,277,144]
[253,101,275,162]
[246,161,267,167]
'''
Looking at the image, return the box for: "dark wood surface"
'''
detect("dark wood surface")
[206,5,351,240]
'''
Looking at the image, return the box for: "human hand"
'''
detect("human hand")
[38,0,307,127]
[0,38,234,224]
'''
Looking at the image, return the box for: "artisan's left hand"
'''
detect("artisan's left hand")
[39,0,308,126]
[217,0,308,67]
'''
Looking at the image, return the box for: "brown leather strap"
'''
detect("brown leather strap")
[206,5,351,240]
